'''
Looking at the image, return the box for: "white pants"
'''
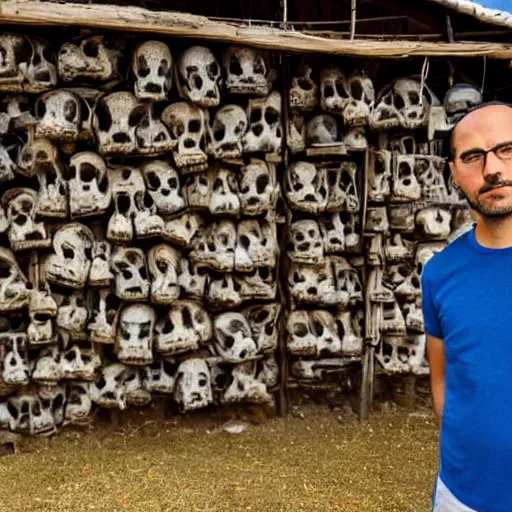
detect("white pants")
[433,477,477,512]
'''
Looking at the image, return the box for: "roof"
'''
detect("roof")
[428,0,512,28]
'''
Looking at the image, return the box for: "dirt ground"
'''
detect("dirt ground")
[0,401,439,512]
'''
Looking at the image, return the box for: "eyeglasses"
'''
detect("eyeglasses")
[455,141,512,169]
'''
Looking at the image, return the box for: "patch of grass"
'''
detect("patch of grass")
[0,403,438,512]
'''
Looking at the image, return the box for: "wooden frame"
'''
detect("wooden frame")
[1,0,512,58]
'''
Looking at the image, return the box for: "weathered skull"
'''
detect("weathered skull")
[61,344,101,381]
[403,300,425,334]
[222,361,273,404]
[286,310,316,356]
[416,207,452,240]
[140,160,186,215]
[116,304,155,365]
[444,83,482,124]
[155,300,212,356]
[332,256,363,307]
[213,312,258,363]
[288,260,338,306]
[173,358,212,412]
[305,114,341,147]
[285,161,328,214]
[368,149,392,202]
[365,206,389,233]
[209,167,241,216]
[207,273,242,310]
[17,136,58,178]
[132,40,173,101]
[64,382,92,426]
[161,101,209,172]
[208,104,247,160]
[234,219,277,272]
[44,223,94,289]
[0,248,30,312]
[177,46,221,107]
[28,306,56,346]
[343,126,368,152]
[163,212,204,248]
[87,288,121,344]
[325,161,360,212]
[379,300,407,335]
[235,266,276,302]
[2,188,51,251]
[238,159,279,216]
[385,233,415,262]
[148,244,180,305]
[0,94,35,135]
[0,34,30,92]
[289,59,317,111]
[2,334,29,385]
[91,363,127,409]
[88,237,114,287]
[35,90,82,141]
[320,67,348,113]
[243,303,281,354]
[388,203,416,233]
[415,155,449,203]
[243,91,282,154]
[111,247,150,302]
[224,46,273,96]
[319,212,347,254]
[287,219,325,265]
[337,310,364,356]
[22,394,57,435]
[342,73,375,126]
[94,91,140,155]
[124,367,152,407]
[24,37,58,93]
[55,290,89,342]
[189,219,236,272]
[143,360,176,395]
[58,35,120,82]
[134,103,175,156]
[67,151,111,218]
[0,143,16,184]
[183,172,211,211]
[377,335,424,373]
[392,154,422,202]
[394,268,421,301]
[178,258,208,299]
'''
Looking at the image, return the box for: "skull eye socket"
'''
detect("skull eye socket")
[224,335,235,348]
[83,40,99,58]
[158,59,169,77]
[126,251,139,265]
[129,108,145,127]
[139,321,151,340]
[250,109,262,124]
[394,94,405,110]
[214,126,225,142]
[62,244,75,260]
[137,55,150,78]
[253,57,265,75]
[313,321,324,336]
[146,171,161,190]
[255,174,269,194]
[65,350,76,362]
[264,108,278,126]
[207,61,219,79]
[293,322,308,337]
[350,80,363,100]
[229,57,243,76]
[324,84,334,98]
[96,375,106,389]
[156,260,168,273]
[408,91,420,104]
[198,374,208,387]
[258,267,270,280]
[64,100,78,123]
[80,163,97,183]
[188,120,201,133]
[168,177,178,188]
[0,260,12,279]
[20,199,32,213]
[254,309,269,323]
[298,77,313,91]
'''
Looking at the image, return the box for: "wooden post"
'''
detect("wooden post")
[350,0,357,40]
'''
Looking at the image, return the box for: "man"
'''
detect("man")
[421,102,512,512]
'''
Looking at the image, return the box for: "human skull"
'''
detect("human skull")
[289,59,317,111]
[111,247,150,302]
[161,101,209,172]
[147,244,180,305]
[60,344,101,381]
[287,219,325,265]
[87,288,121,344]
[0,34,30,92]
[140,160,186,215]
[124,367,152,407]
[55,290,89,342]
[320,66,348,113]
[178,258,208,299]
[209,167,240,216]
[415,155,449,203]
[325,161,360,212]
[58,35,120,82]
[392,155,422,202]
[207,104,248,160]
[91,363,127,409]
[223,46,273,96]
[163,212,204,248]
[288,261,338,306]
[173,358,213,412]
[35,90,82,141]
[132,40,173,101]
[235,266,276,303]
[155,300,212,356]
[222,361,272,404]
[238,159,278,217]
[134,103,175,156]
[2,188,51,251]
[64,382,92,426]
[116,304,156,365]
[365,207,389,233]
[213,312,258,363]
[24,37,58,94]
[342,73,375,126]
[177,46,221,107]
[368,149,392,202]
[235,219,277,272]
[416,207,452,240]
[243,303,281,354]
[88,238,114,287]
[67,151,111,218]
[2,334,29,385]
[243,91,282,154]
[285,161,328,214]
[343,126,368,152]
[143,360,176,395]
[286,310,316,356]
[44,223,94,289]
[206,272,242,310]
[0,248,30,312]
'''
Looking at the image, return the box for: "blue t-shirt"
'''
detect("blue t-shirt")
[421,227,512,512]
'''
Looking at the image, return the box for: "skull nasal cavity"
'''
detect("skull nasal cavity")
[252,124,263,137]
[188,120,201,133]
[113,133,130,143]
[137,55,150,78]
[184,139,196,149]
[182,308,193,328]
[84,41,99,58]
[264,109,278,125]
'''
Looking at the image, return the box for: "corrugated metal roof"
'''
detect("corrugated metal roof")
[428,0,512,28]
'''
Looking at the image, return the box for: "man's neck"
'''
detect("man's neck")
[475,215,512,248]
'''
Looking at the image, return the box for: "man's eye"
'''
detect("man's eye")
[497,144,512,158]
[462,153,483,164]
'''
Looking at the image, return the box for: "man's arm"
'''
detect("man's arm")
[427,334,445,426]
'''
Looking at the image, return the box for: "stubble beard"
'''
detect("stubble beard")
[460,188,512,218]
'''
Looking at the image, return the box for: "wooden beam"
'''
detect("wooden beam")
[1,0,512,58]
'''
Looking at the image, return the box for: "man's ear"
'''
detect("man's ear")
[448,162,459,189]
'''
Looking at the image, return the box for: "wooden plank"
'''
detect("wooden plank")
[1,1,512,58]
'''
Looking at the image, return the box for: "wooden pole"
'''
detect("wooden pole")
[350,0,357,40]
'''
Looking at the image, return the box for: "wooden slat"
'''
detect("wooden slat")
[1,0,512,58]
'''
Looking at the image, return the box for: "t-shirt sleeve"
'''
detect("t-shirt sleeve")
[421,264,443,339]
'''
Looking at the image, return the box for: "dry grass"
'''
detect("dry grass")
[0,403,439,512]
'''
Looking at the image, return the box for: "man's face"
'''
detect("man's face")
[450,105,512,218]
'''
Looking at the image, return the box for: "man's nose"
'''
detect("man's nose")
[483,151,508,179]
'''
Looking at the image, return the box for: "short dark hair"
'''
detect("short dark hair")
[448,100,512,161]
